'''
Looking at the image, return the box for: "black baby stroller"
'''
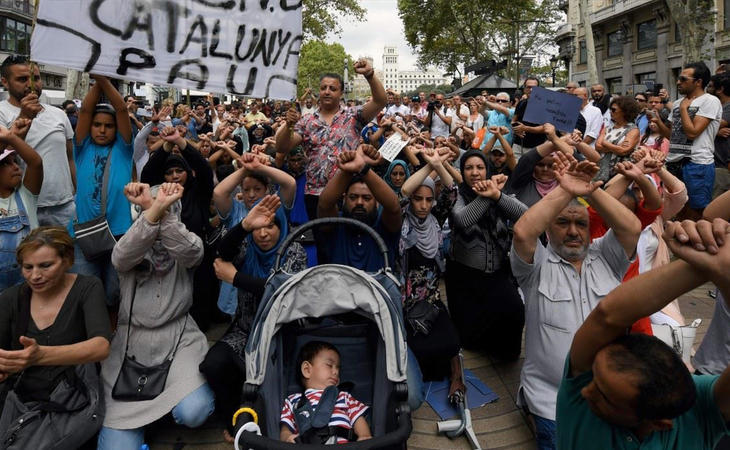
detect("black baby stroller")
[232,218,413,449]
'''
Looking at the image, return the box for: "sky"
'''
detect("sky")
[326,0,420,71]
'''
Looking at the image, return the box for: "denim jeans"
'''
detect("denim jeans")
[69,242,120,306]
[533,414,557,450]
[0,191,31,291]
[97,383,215,450]
[406,347,426,411]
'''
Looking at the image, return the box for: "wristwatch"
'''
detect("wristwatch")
[356,164,371,177]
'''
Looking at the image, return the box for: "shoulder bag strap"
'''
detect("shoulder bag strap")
[121,278,136,359]
[12,284,31,351]
[100,146,113,216]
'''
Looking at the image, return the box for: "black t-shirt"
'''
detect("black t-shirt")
[248,124,274,146]
[512,98,547,148]
[0,275,111,401]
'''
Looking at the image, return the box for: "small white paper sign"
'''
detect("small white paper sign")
[378,133,409,162]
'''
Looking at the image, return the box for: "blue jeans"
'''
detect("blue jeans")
[69,242,120,306]
[406,348,426,411]
[97,383,215,449]
[533,414,556,450]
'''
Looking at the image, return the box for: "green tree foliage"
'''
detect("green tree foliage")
[297,40,354,98]
[303,0,367,39]
[397,0,560,80]
[402,83,455,98]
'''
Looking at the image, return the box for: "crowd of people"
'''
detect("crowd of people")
[0,51,728,450]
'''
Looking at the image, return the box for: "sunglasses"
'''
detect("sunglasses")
[610,107,619,112]
[495,99,510,103]
[678,75,695,82]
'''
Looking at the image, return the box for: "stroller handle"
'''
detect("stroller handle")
[274,217,391,271]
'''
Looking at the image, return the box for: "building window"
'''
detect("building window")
[637,20,657,50]
[0,18,30,54]
[607,77,623,95]
[636,72,656,91]
[579,40,587,64]
[607,31,622,57]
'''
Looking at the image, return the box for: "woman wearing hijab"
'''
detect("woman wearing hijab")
[200,195,307,442]
[99,182,213,449]
[446,150,528,361]
[140,126,217,331]
[399,149,464,396]
[504,125,574,207]
[384,159,410,202]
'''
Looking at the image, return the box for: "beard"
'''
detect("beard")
[343,204,377,225]
[552,238,589,262]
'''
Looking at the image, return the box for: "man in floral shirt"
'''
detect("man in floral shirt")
[275,58,386,221]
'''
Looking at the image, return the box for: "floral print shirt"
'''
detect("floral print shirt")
[295,106,366,196]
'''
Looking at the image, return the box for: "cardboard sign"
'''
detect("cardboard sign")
[30,0,303,100]
[523,87,582,133]
[378,133,409,162]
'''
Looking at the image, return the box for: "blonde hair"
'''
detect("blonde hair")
[16,226,75,266]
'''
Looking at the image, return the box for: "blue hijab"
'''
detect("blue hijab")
[384,159,410,193]
[241,200,289,279]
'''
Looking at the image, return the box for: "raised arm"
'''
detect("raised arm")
[3,119,42,194]
[274,108,303,155]
[356,59,387,122]
[240,153,296,208]
[569,219,730,377]
[512,152,604,263]
[75,82,102,144]
[93,75,132,144]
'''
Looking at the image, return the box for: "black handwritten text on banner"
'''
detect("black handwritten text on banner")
[30,0,303,99]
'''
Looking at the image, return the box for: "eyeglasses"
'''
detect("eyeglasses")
[678,75,695,82]
[495,99,510,103]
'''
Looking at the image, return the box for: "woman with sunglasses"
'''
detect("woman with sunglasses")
[596,96,641,182]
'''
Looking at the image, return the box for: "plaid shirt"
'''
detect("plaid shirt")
[295,106,366,196]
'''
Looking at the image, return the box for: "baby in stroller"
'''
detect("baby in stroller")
[280,341,372,444]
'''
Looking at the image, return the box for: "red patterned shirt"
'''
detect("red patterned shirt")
[280,388,369,443]
[295,106,366,196]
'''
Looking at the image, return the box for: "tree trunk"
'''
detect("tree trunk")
[665,0,714,64]
[64,69,89,100]
[580,0,599,85]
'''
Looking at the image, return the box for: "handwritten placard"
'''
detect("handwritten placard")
[523,87,582,133]
[378,133,409,162]
[30,0,303,100]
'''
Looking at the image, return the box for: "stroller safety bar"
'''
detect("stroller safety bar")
[234,406,412,450]
[274,217,391,271]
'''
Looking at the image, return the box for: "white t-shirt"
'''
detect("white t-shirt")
[581,104,603,147]
[301,105,316,116]
[386,104,410,118]
[668,93,722,164]
[0,101,75,207]
[430,107,451,138]
[0,185,39,229]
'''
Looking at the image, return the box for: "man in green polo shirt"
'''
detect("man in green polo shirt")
[556,217,730,449]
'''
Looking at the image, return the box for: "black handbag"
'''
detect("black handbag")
[111,285,187,402]
[73,147,117,260]
[405,300,441,336]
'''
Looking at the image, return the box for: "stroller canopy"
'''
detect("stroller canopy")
[245,264,407,385]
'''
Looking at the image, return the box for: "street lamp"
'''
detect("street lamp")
[549,56,559,88]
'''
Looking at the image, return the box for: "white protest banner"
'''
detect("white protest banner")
[378,133,409,162]
[30,0,302,100]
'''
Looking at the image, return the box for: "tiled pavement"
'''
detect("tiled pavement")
[146,282,719,449]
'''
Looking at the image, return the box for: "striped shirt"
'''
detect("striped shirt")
[280,389,368,443]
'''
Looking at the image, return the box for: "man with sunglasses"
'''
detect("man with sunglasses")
[634,93,650,135]
[480,91,515,148]
[656,61,722,220]
[0,54,76,228]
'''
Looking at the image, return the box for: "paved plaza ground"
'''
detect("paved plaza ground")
[145,282,719,449]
